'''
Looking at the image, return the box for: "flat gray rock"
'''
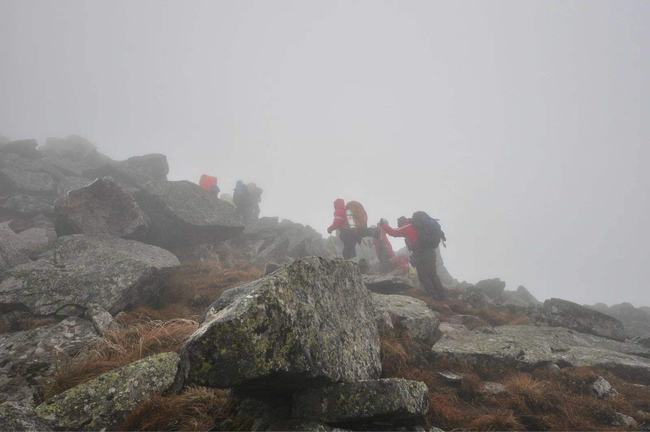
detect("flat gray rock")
[175,257,381,394]
[0,317,99,405]
[0,234,179,316]
[432,325,650,384]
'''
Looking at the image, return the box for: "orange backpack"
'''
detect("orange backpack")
[344,201,368,233]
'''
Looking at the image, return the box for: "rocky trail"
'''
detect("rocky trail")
[1,136,650,431]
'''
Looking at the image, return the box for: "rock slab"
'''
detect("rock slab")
[538,298,626,341]
[432,325,650,384]
[175,257,381,393]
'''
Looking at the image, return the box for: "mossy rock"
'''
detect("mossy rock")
[35,352,179,431]
[175,257,381,394]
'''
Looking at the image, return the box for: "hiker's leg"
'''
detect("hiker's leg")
[430,249,447,300]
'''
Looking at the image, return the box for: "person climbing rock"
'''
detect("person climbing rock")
[233,180,263,225]
[380,213,446,300]
[327,199,368,260]
[199,174,220,195]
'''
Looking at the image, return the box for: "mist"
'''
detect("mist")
[1,0,648,306]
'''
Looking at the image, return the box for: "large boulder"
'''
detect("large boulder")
[432,325,650,384]
[35,352,179,431]
[0,317,99,405]
[136,180,244,249]
[537,298,626,341]
[292,378,429,429]
[372,293,440,344]
[0,234,179,316]
[0,402,53,432]
[175,257,381,394]
[54,177,150,239]
[363,274,415,294]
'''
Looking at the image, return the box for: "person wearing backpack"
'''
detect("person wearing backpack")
[327,199,368,259]
[380,213,447,300]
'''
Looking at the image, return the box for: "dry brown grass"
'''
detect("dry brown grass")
[126,261,262,321]
[119,387,231,431]
[467,410,523,431]
[42,318,198,400]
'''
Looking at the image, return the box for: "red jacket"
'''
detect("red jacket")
[327,198,347,233]
[381,219,419,251]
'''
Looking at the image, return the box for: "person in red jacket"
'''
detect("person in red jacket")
[380,216,446,300]
[327,198,361,259]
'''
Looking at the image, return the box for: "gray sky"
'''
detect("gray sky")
[1,0,648,306]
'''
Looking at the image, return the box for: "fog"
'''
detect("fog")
[1,0,648,306]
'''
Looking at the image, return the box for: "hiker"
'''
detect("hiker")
[380,213,447,299]
[373,224,400,274]
[327,199,368,260]
[199,174,220,195]
[233,180,263,225]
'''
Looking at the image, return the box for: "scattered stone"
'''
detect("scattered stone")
[0,402,53,432]
[480,381,507,395]
[592,376,618,399]
[35,352,179,431]
[372,293,440,344]
[292,378,429,429]
[54,177,150,239]
[84,303,118,335]
[613,412,638,428]
[0,234,180,316]
[589,302,650,339]
[438,371,463,386]
[537,298,626,341]
[175,257,381,394]
[363,273,415,294]
[432,325,650,384]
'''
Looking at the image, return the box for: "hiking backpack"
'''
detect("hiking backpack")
[344,201,368,233]
[411,211,445,249]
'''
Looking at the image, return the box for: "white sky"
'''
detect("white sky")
[1,0,648,306]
